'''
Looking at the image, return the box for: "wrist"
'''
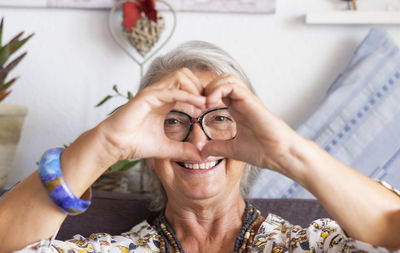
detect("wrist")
[281,136,342,189]
[92,123,126,162]
[59,126,121,196]
[95,104,142,160]
[38,148,92,215]
[272,135,318,184]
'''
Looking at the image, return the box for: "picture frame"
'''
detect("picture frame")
[306,0,400,25]
[0,0,276,14]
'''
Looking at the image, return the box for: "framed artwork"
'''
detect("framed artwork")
[306,0,400,24]
[341,0,400,11]
[0,0,276,14]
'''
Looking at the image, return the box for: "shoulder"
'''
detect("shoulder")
[253,213,330,252]
[253,213,395,253]
[15,220,160,253]
[121,220,161,252]
[64,221,160,253]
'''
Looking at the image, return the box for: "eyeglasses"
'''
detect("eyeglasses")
[164,107,237,142]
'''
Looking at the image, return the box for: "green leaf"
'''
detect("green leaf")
[107,159,140,172]
[7,31,23,46]
[0,76,18,92]
[0,70,7,85]
[95,95,113,107]
[0,90,11,102]
[0,49,22,84]
[108,104,123,115]
[127,91,133,100]
[112,84,119,94]
[0,18,4,47]
[9,33,34,56]
[3,51,27,74]
[0,67,8,84]
[0,44,10,67]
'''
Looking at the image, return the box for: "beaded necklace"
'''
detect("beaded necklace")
[153,201,264,253]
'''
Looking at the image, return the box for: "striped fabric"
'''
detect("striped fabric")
[250,28,400,198]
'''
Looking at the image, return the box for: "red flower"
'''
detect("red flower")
[122,0,157,31]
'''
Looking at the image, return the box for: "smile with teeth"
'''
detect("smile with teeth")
[177,160,222,170]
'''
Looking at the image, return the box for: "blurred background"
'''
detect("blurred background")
[1,0,400,189]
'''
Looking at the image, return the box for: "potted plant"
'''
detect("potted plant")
[93,85,141,193]
[0,18,33,188]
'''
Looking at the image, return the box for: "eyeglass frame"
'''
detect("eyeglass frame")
[166,107,236,142]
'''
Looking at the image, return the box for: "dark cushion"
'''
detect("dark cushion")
[0,190,330,240]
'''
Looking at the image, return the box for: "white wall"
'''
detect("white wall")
[1,0,400,186]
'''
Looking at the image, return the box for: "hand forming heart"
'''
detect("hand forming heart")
[201,73,301,172]
[99,68,206,162]
[99,69,300,172]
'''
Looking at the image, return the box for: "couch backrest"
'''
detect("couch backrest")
[1,190,330,240]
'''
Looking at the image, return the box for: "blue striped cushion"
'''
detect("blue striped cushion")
[250,28,400,198]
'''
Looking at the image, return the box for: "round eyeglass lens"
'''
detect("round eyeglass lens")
[202,109,237,140]
[164,108,237,141]
[164,111,191,141]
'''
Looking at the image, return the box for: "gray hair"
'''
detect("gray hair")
[138,41,259,211]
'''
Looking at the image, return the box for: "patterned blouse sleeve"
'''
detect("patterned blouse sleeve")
[253,181,400,252]
[13,233,136,253]
[254,214,398,252]
[14,220,160,253]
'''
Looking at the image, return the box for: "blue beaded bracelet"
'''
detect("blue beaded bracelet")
[38,148,92,215]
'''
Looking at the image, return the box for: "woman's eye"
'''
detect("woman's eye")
[212,115,233,122]
[165,118,180,125]
[206,112,234,125]
[214,116,228,121]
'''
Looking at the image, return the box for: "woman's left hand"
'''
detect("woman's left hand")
[201,73,304,175]
[202,74,400,250]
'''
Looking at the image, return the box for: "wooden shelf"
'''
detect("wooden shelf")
[306,11,400,25]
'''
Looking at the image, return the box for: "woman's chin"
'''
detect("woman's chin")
[180,184,222,201]
[174,160,228,198]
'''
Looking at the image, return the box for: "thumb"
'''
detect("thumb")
[201,140,235,160]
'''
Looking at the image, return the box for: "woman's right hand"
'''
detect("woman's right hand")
[0,69,206,253]
[0,68,211,252]
[97,68,206,162]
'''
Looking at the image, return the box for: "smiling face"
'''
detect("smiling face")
[147,71,246,204]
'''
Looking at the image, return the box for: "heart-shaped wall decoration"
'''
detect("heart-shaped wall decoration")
[108,0,176,76]
[123,13,166,57]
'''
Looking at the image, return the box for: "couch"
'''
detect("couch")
[0,190,330,240]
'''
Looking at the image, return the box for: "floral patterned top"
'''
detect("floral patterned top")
[16,213,399,253]
[15,181,400,253]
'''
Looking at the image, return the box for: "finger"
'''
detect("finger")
[152,68,202,95]
[171,70,201,95]
[200,140,235,160]
[158,89,206,109]
[161,140,202,161]
[179,68,203,94]
[206,83,243,108]
[205,73,247,95]
[205,76,251,108]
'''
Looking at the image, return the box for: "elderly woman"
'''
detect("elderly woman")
[0,41,400,253]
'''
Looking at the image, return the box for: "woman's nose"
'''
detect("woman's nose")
[185,123,209,150]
